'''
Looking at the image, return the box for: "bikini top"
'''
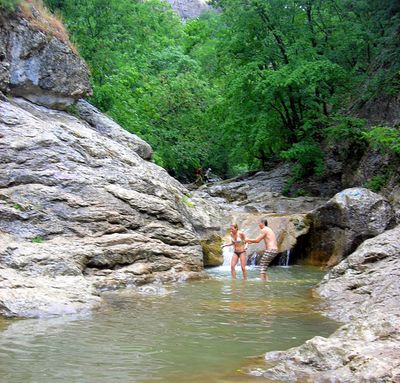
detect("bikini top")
[231,235,246,246]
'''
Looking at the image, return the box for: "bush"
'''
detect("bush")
[364,175,388,192]
[364,126,400,155]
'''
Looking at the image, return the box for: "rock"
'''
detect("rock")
[0,96,211,317]
[301,187,395,267]
[257,226,400,382]
[76,100,152,160]
[0,14,91,109]
[166,0,211,19]
[196,165,327,214]
[317,226,400,322]
[201,235,223,267]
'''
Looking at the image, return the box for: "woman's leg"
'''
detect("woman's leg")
[231,254,239,279]
[239,252,247,279]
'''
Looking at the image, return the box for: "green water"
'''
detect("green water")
[0,266,338,383]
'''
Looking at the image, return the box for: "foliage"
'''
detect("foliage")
[12,203,22,210]
[0,0,20,9]
[364,175,388,193]
[364,126,400,155]
[43,0,400,181]
[31,236,44,243]
[281,140,324,180]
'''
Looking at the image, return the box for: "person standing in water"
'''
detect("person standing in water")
[221,224,248,279]
[246,218,278,281]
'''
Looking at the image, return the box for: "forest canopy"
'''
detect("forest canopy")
[36,0,400,181]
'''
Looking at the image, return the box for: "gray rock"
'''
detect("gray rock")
[76,100,152,160]
[197,165,327,214]
[166,0,211,19]
[0,96,210,317]
[302,187,395,267]
[257,226,400,382]
[0,16,91,109]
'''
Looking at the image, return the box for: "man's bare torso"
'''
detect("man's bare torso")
[262,227,278,250]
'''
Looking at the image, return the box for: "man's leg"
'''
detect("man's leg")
[260,250,278,281]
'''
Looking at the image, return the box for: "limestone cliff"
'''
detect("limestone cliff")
[0,7,226,318]
[0,9,91,109]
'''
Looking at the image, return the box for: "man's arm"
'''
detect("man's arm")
[246,231,266,244]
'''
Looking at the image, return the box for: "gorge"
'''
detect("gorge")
[0,2,399,383]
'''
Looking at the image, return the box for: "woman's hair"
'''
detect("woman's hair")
[231,223,239,230]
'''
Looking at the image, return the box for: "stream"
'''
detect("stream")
[0,266,339,383]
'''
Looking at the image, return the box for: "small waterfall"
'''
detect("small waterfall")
[278,249,291,267]
[222,246,233,266]
[248,253,258,266]
[222,247,242,267]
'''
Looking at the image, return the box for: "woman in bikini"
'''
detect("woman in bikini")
[221,224,248,279]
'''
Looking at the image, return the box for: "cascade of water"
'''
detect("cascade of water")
[222,246,242,267]
[249,253,258,266]
[222,246,233,266]
[278,249,291,267]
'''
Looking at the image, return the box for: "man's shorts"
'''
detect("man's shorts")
[260,249,278,273]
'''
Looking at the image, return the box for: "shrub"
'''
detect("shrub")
[364,175,388,192]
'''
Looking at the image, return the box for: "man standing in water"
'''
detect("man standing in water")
[246,218,278,281]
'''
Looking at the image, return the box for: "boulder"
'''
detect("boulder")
[301,187,395,267]
[201,235,223,267]
[0,97,210,317]
[0,13,91,109]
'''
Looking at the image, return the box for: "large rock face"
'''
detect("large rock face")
[252,226,400,383]
[0,13,91,109]
[0,97,209,317]
[301,187,395,267]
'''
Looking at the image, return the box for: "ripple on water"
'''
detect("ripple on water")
[0,266,338,383]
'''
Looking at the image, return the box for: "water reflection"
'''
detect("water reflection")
[0,266,338,383]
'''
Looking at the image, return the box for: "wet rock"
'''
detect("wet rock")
[201,235,223,267]
[302,187,395,267]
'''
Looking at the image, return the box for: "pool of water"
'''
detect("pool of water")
[0,266,338,383]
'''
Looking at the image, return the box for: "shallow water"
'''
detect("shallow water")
[0,266,338,383]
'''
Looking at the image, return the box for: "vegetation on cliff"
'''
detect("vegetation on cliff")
[6,0,400,184]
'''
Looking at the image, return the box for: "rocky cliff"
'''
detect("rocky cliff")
[0,11,91,109]
[0,7,226,318]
